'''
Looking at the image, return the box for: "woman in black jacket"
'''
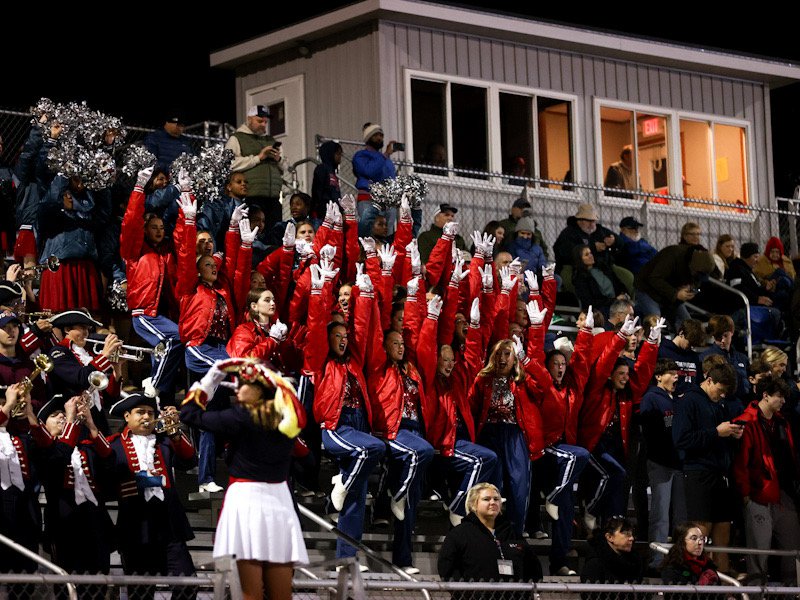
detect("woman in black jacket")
[581,516,645,599]
[571,245,627,317]
[438,483,541,596]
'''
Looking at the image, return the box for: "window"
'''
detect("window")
[408,73,575,184]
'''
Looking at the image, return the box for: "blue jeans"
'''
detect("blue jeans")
[185,342,230,485]
[132,315,183,401]
[322,408,385,558]
[635,290,691,332]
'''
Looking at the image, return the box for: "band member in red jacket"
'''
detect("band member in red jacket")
[577,315,662,527]
[305,260,385,562]
[121,166,182,403]
[174,192,253,492]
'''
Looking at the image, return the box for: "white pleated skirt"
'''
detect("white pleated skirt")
[213,481,309,564]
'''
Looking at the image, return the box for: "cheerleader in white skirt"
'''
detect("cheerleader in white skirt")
[180,358,308,600]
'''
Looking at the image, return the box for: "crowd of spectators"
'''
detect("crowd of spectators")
[1,107,800,592]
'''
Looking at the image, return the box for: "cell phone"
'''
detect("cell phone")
[689,287,700,294]
[272,141,282,149]
[393,142,405,152]
[731,420,747,426]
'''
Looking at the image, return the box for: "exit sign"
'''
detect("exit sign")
[642,118,660,137]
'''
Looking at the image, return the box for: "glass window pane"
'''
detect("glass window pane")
[636,113,669,201]
[680,119,713,200]
[411,79,448,175]
[499,92,533,184]
[537,97,573,189]
[600,107,635,198]
[451,83,487,178]
[714,124,748,206]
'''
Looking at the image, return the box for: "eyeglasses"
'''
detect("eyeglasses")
[687,535,708,543]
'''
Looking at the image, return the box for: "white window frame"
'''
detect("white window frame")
[404,68,581,188]
[593,98,754,212]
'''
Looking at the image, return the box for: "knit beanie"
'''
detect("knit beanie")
[363,123,383,143]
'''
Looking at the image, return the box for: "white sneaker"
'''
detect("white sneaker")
[199,481,224,493]
[555,566,577,576]
[533,530,549,540]
[336,563,369,573]
[390,496,406,521]
[583,511,597,531]
[448,511,463,527]
[330,474,348,512]
[402,566,420,575]
[545,500,559,521]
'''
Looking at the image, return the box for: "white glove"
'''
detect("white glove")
[320,244,337,262]
[340,193,356,218]
[136,166,154,188]
[330,202,343,227]
[230,203,249,228]
[470,231,486,257]
[319,257,339,282]
[296,239,315,261]
[323,201,336,226]
[309,264,325,290]
[648,316,668,344]
[377,244,397,272]
[482,233,496,257]
[269,319,288,342]
[543,262,556,279]
[355,263,373,293]
[176,192,196,222]
[427,295,443,319]
[196,360,228,397]
[584,305,594,330]
[499,266,517,293]
[619,314,641,337]
[239,218,258,246]
[481,264,494,291]
[407,276,420,298]
[524,271,539,294]
[359,236,377,256]
[508,257,522,276]
[451,256,468,284]
[399,193,411,223]
[512,334,526,362]
[409,242,421,276]
[525,299,547,326]
[178,169,192,193]
[469,297,481,326]
[282,222,296,248]
[442,221,459,241]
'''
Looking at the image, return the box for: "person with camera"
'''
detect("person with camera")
[352,122,401,237]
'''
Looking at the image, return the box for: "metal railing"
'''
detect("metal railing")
[0,531,77,600]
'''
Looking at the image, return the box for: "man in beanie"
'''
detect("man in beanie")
[225,105,284,226]
[352,122,400,237]
[635,240,716,331]
[506,216,546,274]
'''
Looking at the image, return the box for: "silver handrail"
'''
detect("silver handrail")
[0,531,78,600]
[704,277,753,360]
[650,542,747,598]
[296,503,432,600]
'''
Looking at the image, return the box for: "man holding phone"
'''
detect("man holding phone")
[672,363,742,575]
[225,104,284,226]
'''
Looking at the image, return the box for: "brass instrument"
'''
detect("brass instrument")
[10,354,54,418]
[74,371,109,425]
[86,338,167,362]
[17,310,53,323]
[20,255,60,281]
[154,408,181,436]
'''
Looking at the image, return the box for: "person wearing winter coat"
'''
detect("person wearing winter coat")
[311,140,342,219]
[506,217,546,276]
[581,516,645,600]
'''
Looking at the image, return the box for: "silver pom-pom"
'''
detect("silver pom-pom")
[397,174,428,209]
[171,145,234,206]
[108,280,129,312]
[31,97,57,127]
[122,145,157,178]
[369,174,427,210]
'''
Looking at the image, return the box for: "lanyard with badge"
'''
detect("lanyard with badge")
[493,533,514,576]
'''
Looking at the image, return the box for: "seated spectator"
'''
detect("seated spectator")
[581,516,645,590]
[753,236,795,310]
[725,242,784,337]
[660,522,720,585]
[571,245,627,316]
[470,220,505,258]
[616,216,656,275]
[498,198,548,258]
[417,203,465,264]
[553,204,599,272]
[506,217,546,275]
[679,221,704,246]
[713,234,736,279]
[634,241,715,332]
[603,298,634,332]
[733,375,800,584]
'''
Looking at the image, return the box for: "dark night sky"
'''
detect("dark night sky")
[4,3,800,193]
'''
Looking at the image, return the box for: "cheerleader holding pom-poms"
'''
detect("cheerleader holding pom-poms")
[180,358,308,600]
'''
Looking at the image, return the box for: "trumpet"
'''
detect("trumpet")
[153,408,181,436]
[9,354,55,418]
[74,371,109,425]
[86,335,167,362]
[17,310,54,323]
[20,255,60,281]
